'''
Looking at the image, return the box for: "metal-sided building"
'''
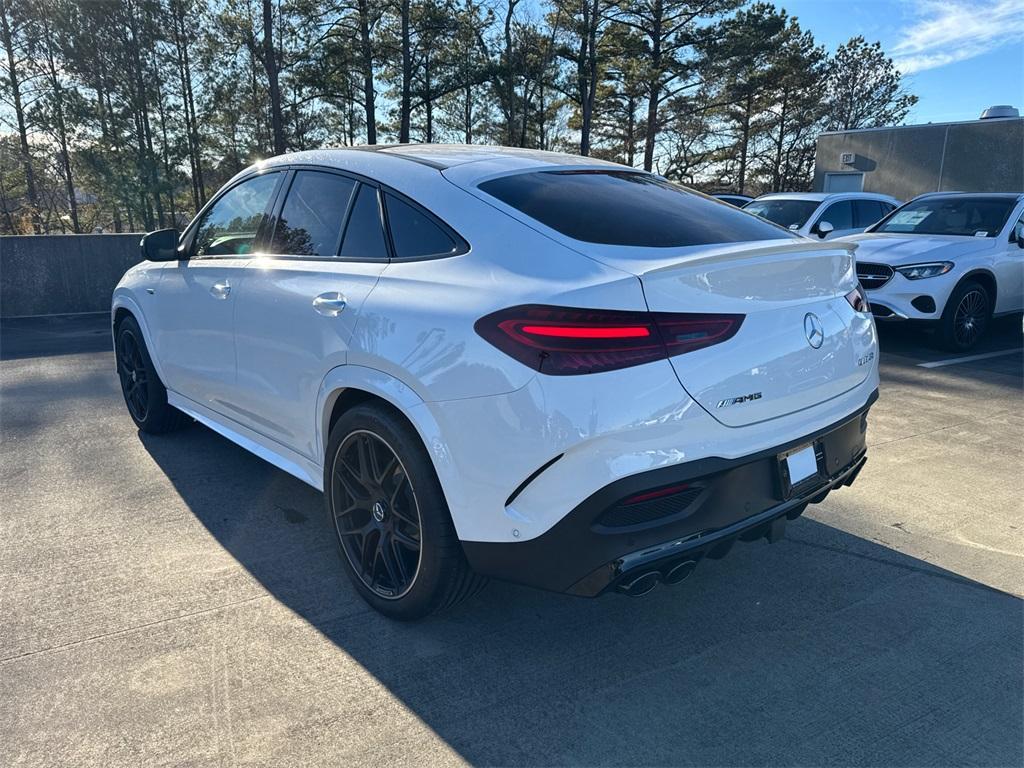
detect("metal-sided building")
[813,106,1023,201]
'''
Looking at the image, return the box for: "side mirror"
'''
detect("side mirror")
[140,228,181,262]
[815,220,834,239]
[1014,221,1024,248]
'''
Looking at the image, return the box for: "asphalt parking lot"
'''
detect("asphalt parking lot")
[1,314,1022,767]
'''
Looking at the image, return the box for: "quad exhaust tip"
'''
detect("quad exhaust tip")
[663,559,697,585]
[616,558,699,596]
[617,570,661,597]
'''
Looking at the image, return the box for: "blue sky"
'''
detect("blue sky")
[780,0,1024,124]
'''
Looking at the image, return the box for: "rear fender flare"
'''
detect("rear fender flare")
[316,364,454,505]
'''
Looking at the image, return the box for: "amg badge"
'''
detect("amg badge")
[717,392,762,408]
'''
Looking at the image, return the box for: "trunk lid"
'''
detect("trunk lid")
[619,240,871,427]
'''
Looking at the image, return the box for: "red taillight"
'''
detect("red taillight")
[846,285,870,313]
[656,315,746,357]
[475,304,744,375]
[519,324,651,339]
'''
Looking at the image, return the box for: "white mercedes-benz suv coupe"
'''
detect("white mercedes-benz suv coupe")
[843,193,1024,350]
[113,145,878,619]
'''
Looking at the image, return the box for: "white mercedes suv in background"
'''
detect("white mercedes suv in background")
[843,193,1024,350]
[744,192,900,239]
[113,145,878,619]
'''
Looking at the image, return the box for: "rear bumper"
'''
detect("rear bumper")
[462,390,875,595]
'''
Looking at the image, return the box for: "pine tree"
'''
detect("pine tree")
[824,35,917,131]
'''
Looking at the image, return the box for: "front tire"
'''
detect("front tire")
[115,316,190,434]
[938,280,991,351]
[324,403,486,620]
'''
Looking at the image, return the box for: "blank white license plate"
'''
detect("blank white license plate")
[786,444,818,484]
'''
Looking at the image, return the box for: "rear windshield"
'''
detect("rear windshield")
[872,196,1016,237]
[478,170,793,247]
[743,199,820,230]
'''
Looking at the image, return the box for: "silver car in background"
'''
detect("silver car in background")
[745,192,900,239]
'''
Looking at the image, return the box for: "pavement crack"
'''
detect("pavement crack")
[219,639,239,768]
[0,593,272,665]
[867,407,1019,449]
[952,532,1024,559]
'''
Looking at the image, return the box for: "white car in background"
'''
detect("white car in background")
[113,145,878,619]
[712,193,754,207]
[744,192,900,240]
[841,192,1024,350]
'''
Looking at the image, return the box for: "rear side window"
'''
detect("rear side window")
[819,200,853,230]
[340,184,389,261]
[853,200,885,228]
[384,193,459,258]
[272,172,356,257]
[479,171,793,247]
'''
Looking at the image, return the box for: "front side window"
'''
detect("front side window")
[271,172,356,257]
[873,196,1016,237]
[819,201,853,230]
[743,198,820,231]
[193,173,280,257]
[339,184,389,261]
[1011,213,1024,245]
[480,171,793,248]
[385,193,459,258]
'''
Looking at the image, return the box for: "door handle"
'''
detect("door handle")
[210,281,231,299]
[313,292,347,317]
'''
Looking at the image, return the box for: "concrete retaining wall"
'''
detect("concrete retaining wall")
[0,234,144,318]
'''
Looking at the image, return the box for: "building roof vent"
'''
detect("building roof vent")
[979,105,1019,119]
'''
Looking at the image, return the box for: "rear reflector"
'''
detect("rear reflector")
[475,304,744,375]
[621,483,691,505]
[596,483,704,529]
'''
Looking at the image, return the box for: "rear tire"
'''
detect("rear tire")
[938,280,991,352]
[115,316,190,434]
[324,403,487,620]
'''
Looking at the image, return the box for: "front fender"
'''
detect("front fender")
[111,290,167,382]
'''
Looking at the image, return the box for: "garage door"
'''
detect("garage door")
[824,172,864,192]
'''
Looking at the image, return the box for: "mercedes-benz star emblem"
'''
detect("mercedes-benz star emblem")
[372,501,386,522]
[804,312,824,349]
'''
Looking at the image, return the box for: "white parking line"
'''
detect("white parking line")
[918,349,1023,369]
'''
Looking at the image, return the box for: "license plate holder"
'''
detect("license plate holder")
[776,442,825,499]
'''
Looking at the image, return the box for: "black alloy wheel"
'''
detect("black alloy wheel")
[329,429,423,599]
[115,315,190,434]
[117,327,150,422]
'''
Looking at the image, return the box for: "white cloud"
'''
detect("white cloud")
[891,0,1024,74]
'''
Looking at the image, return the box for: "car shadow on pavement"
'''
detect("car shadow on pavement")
[140,424,1023,767]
